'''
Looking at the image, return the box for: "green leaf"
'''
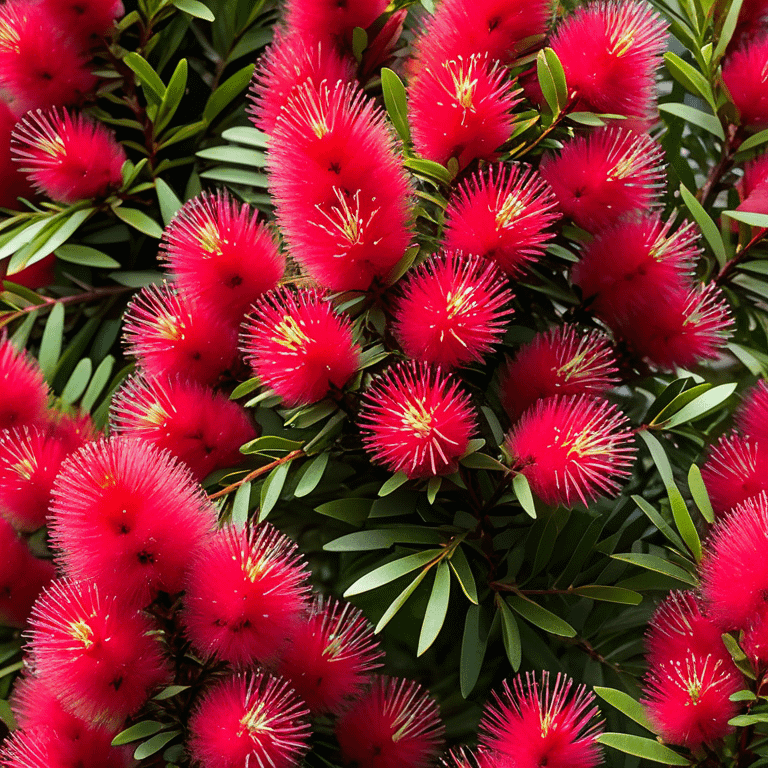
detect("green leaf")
[715,0,745,60]
[344,549,440,596]
[633,495,687,551]
[294,452,330,498]
[351,26,367,62]
[220,126,268,148]
[417,560,450,655]
[460,452,506,471]
[543,47,567,109]
[572,585,643,604]
[61,358,92,405]
[730,689,757,702]
[155,178,183,226]
[155,59,188,134]
[679,184,727,267]
[594,687,654,730]
[314,497,372,526]
[597,733,690,765]
[111,721,165,746]
[536,49,559,115]
[659,103,724,140]
[379,471,409,497]
[737,127,768,153]
[661,382,737,428]
[650,382,712,425]
[157,119,207,148]
[231,481,251,527]
[113,207,164,238]
[195,146,265,166]
[448,545,478,604]
[507,596,576,637]
[123,52,166,103]
[134,730,181,760]
[664,52,715,109]
[198,167,268,187]
[38,301,64,381]
[55,244,119,269]
[460,604,488,698]
[498,598,522,671]
[240,436,303,455]
[404,157,452,185]
[375,568,430,632]
[0,218,51,263]
[385,244,419,286]
[108,270,163,287]
[723,209,768,228]
[566,111,606,126]
[381,68,410,143]
[512,473,536,518]
[426,475,441,504]
[9,309,38,351]
[611,553,698,586]
[729,713,768,726]
[325,528,442,552]
[259,461,291,521]
[153,685,189,701]
[171,0,214,20]
[688,464,715,524]
[204,63,255,124]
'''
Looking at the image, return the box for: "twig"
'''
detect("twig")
[208,449,305,501]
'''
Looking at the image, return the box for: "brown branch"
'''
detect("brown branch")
[208,449,305,501]
[715,227,766,285]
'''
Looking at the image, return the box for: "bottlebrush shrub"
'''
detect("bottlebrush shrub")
[7,0,768,765]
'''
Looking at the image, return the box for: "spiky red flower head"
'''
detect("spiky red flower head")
[183,523,312,667]
[122,282,238,387]
[723,34,768,127]
[241,286,360,407]
[549,0,667,121]
[506,394,635,507]
[479,673,603,768]
[645,591,732,668]
[742,607,768,670]
[701,492,768,629]
[189,672,311,768]
[0,517,54,627]
[249,31,356,134]
[500,325,619,422]
[335,676,445,768]
[442,163,560,277]
[0,337,48,430]
[412,0,552,70]
[110,375,256,481]
[737,379,768,443]
[276,596,384,715]
[358,361,476,479]
[160,191,284,328]
[45,409,98,453]
[409,54,520,170]
[0,99,35,209]
[37,0,123,44]
[268,81,412,291]
[27,578,170,727]
[616,283,733,371]
[539,127,665,232]
[642,654,741,749]
[571,215,698,327]
[441,748,497,768]
[12,108,125,204]
[49,437,216,608]
[283,0,387,50]
[392,252,514,369]
[0,2,96,115]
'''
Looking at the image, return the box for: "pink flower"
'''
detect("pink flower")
[160,191,284,328]
[0,100,35,209]
[723,34,768,127]
[500,325,619,422]
[335,676,445,768]
[283,0,387,50]
[737,379,768,443]
[358,361,477,479]
[701,433,768,516]
[249,31,356,133]
[276,596,384,715]
[550,0,667,121]
[642,654,742,749]
[0,2,96,115]
[478,673,603,768]
[539,127,665,232]
[268,81,412,291]
[742,607,768,670]
[45,409,98,453]
[392,252,514,369]
[37,0,124,44]
[409,54,520,170]
[27,578,170,727]
[0,336,48,430]
[49,437,216,608]
[122,283,238,387]
[110,374,256,481]
[505,395,636,507]
[441,748,497,768]
[700,492,768,629]
[188,672,311,768]
[183,523,311,667]
[12,108,125,203]
[241,287,360,407]
[442,163,559,277]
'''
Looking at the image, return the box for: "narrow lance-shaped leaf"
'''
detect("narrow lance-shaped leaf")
[417,560,451,655]
[344,549,440,596]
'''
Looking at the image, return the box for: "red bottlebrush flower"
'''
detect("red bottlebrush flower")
[539,127,665,232]
[183,523,312,667]
[49,437,216,608]
[737,379,768,443]
[500,325,619,422]
[283,0,387,50]
[701,433,768,516]
[442,163,559,277]
[45,410,98,453]
[358,361,477,479]
[0,2,97,115]
[412,0,551,70]
[0,517,55,627]
[409,54,520,170]
[478,673,603,768]
[642,654,742,749]
[276,596,384,715]
[0,336,48,430]
[505,394,635,507]
[0,727,130,768]
[189,672,311,768]
[38,0,124,44]
[723,34,768,127]
[249,31,356,133]
[160,191,284,328]
[742,607,768,670]
[27,578,170,726]
[0,100,35,210]
[335,677,445,768]
[268,81,412,291]
[441,748,497,768]
[122,282,238,387]
[392,252,514,369]
[701,492,768,629]
[550,0,667,121]
[110,375,256,481]
[571,215,698,327]
[241,286,360,407]
[12,108,125,204]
